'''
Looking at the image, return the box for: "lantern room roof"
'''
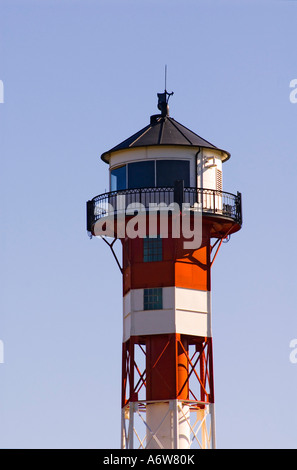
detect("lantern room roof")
[101,99,230,163]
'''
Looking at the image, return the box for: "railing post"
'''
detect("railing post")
[236,191,242,225]
[174,180,184,210]
[86,200,94,232]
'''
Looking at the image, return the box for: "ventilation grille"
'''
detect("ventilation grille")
[216,169,222,191]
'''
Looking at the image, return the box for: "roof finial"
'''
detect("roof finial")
[157,65,174,117]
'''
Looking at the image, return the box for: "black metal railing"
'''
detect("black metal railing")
[86,187,242,232]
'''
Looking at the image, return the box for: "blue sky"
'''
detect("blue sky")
[0,0,297,449]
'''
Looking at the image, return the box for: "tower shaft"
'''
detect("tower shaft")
[121,225,216,449]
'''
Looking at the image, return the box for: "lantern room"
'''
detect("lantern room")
[100,111,230,196]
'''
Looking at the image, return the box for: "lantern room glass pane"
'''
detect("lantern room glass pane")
[110,165,126,191]
[156,160,190,187]
[128,161,155,189]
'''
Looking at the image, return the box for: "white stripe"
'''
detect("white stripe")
[123,287,211,341]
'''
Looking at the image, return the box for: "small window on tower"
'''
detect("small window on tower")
[144,288,163,310]
[143,236,162,262]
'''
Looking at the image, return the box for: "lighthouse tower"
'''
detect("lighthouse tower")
[87,91,242,449]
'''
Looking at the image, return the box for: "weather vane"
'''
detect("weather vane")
[157,65,174,116]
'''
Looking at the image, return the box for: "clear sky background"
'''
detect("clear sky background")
[0,0,297,449]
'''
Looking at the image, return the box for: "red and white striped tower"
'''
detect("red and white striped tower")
[87,92,242,449]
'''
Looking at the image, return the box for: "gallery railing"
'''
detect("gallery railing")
[86,187,242,232]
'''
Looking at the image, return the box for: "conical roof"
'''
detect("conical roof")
[101,111,230,163]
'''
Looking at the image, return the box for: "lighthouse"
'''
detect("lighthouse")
[86,91,242,449]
